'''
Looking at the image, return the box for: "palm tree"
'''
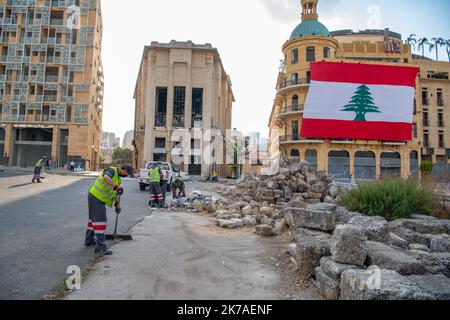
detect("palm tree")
[418,37,429,57]
[406,34,417,51]
[429,37,445,61]
[445,39,450,62]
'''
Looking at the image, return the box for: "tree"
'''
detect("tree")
[418,37,429,57]
[429,37,445,61]
[112,147,133,164]
[445,39,450,62]
[341,85,381,122]
[406,34,417,51]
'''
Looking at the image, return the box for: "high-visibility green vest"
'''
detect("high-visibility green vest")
[149,167,160,183]
[35,159,44,168]
[89,167,121,207]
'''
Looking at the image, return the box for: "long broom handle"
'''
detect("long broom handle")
[113,194,121,237]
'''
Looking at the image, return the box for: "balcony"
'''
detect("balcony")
[278,78,310,93]
[278,105,304,117]
[49,19,64,26]
[43,95,57,102]
[279,136,325,144]
[45,75,59,83]
[172,113,185,128]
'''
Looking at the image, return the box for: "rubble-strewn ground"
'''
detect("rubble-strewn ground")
[66,209,321,300]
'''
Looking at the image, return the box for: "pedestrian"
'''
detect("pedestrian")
[85,164,135,256]
[171,173,187,199]
[32,156,46,183]
[148,163,164,208]
[160,170,169,208]
[70,160,75,172]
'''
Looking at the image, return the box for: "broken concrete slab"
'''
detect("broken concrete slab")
[407,274,450,300]
[331,225,368,266]
[320,257,365,281]
[340,269,435,300]
[284,207,336,232]
[256,225,276,237]
[430,237,450,253]
[366,241,426,276]
[315,266,340,300]
[349,215,390,243]
[296,237,331,280]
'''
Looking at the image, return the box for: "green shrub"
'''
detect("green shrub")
[340,179,434,221]
[420,161,433,175]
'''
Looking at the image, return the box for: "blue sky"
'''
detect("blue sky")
[101,0,450,141]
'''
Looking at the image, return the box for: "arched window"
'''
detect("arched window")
[328,150,351,180]
[291,149,300,158]
[291,73,298,85]
[355,151,376,180]
[292,49,298,64]
[323,47,330,59]
[305,149,317,170]
[381,151,401,178]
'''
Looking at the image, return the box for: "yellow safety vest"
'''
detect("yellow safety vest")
[149,167,160,183]
[89,167,121,207]
[35,159,44,168]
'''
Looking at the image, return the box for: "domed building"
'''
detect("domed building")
[268,0,450,181]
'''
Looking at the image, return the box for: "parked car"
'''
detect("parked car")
[138,162,189,191]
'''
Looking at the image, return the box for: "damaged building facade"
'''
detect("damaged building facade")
[0,0,104,170]
[134,41,234,177]
[268,0,450,180]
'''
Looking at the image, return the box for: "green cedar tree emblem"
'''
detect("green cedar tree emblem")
[341,84,381,121]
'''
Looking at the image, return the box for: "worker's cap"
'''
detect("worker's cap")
[121,164,135,178]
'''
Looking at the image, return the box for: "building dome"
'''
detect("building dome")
[289,19,331,40]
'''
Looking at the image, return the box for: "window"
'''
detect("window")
[413,123,417,139]
[422,88,428,105]
[306,71,311,84]
[292,121,299,140]
[155,138,166,149]
[173,86,185,127]
[292,49,298,64]
[323,47,330,59]
[423,133,430,148]
[155,87,167,127]
[306,46,315,62]
[438,133,444,148]
[291,73,298,85]
[438,112,444,127]
[423,112,429,127]
[292,95,299,111]
[192,88,203,128]
[437,89,444,106]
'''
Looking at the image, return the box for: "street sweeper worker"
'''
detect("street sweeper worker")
[32,156,46,183]
[171,172,187,199]
[148,163,164,208]
[85,164,135,256]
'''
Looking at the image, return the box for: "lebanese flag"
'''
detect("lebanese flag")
[300,62,419,141]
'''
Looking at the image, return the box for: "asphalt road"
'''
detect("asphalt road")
[0,171,151,300]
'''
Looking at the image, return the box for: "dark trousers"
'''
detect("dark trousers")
[32,167,42,182]
[149,183,163,206]
[85,194,108,251]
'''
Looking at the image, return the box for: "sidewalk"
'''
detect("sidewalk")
[65,210,318,300]
[0,165,100,177]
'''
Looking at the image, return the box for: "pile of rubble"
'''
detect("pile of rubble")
[286,204,450,300]
[207,161,347,234]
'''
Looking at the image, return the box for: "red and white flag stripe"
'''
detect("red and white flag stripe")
[301,62,419,141]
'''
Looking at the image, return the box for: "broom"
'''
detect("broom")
[105,194,133,241]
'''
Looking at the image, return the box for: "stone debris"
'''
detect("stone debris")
[340,269,435,300]
[331,225,368,266]
[175,161,450,300]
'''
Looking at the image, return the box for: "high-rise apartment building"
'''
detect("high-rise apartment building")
[0,0,104,170]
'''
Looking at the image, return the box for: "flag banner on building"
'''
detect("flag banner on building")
[300,62,419,141]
